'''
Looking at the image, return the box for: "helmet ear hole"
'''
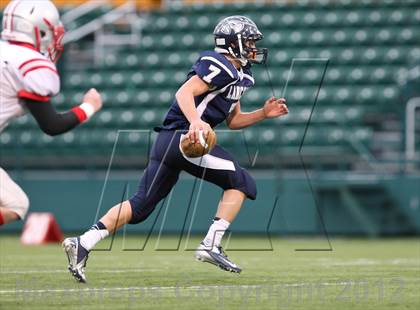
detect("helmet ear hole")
[40,30,46,38]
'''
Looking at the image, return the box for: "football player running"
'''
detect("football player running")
[63,16,288,282]
[0,0,102,226]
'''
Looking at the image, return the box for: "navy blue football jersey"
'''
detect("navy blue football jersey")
[158,51,255,131]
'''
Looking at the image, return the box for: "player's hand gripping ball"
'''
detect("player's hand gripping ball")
[181,129,217,158]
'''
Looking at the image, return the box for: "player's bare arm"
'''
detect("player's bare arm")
[227,97,288,130]
[176,75,212,143]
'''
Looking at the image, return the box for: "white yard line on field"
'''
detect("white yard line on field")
[313,258,419,266]
[1,279,418,295]
[0,268,161,274]
[0,282,353,295]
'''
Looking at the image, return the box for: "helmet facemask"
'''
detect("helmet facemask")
[213,16,268,67]
[41,18,65,63]
[237,34,268,65]
[1,0,65,63]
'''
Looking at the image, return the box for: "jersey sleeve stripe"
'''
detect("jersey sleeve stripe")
[22,66,58,77]
[18,58,51,70]
[18,90,50,102]
[201,56,235,79]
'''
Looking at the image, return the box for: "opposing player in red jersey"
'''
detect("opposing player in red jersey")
[0,0,102,226]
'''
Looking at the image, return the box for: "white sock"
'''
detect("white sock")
[79,222,109,251]
[202,218,230,249]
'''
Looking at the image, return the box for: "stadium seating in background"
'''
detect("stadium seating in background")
[1,0,420,170]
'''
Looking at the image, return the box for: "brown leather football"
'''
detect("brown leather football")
[181,129,217,158]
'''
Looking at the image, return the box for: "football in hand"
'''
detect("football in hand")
[181,129,217,158]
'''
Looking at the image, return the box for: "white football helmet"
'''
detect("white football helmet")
[1,0,65,62]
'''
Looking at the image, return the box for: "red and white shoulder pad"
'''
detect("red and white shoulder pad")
[18,58,60,102]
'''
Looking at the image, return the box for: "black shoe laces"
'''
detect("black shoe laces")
[83,254,89,268]
[217,246,228,257]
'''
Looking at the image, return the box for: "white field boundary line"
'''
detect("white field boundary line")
[2,257,418,274]
[313,258,420,266]
[1,280,418,295]
[0,268,161,274]
[0,282,366,295]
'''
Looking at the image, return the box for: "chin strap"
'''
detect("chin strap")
[214,47,248,67]
[227,46,248,66]
[236,34,249,66]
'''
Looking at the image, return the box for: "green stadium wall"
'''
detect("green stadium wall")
[2,172,419,236]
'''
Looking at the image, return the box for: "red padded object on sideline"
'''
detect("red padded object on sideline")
[20,213,63,245]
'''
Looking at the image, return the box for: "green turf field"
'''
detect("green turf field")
[0,235,419,310]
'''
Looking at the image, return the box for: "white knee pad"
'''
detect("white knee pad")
[0,168,30,219]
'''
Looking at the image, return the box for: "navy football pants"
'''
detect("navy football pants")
[128,130,256,224]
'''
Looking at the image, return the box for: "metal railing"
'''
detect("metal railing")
[93,3,143,66]
[61,0,110,25]
[63,1,138,45]
[405,97,420,161]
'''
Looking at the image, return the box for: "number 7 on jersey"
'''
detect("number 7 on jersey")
[202,64,221,84]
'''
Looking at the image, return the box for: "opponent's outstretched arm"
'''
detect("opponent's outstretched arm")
[226,97,288,130]
[25,88,102,136]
